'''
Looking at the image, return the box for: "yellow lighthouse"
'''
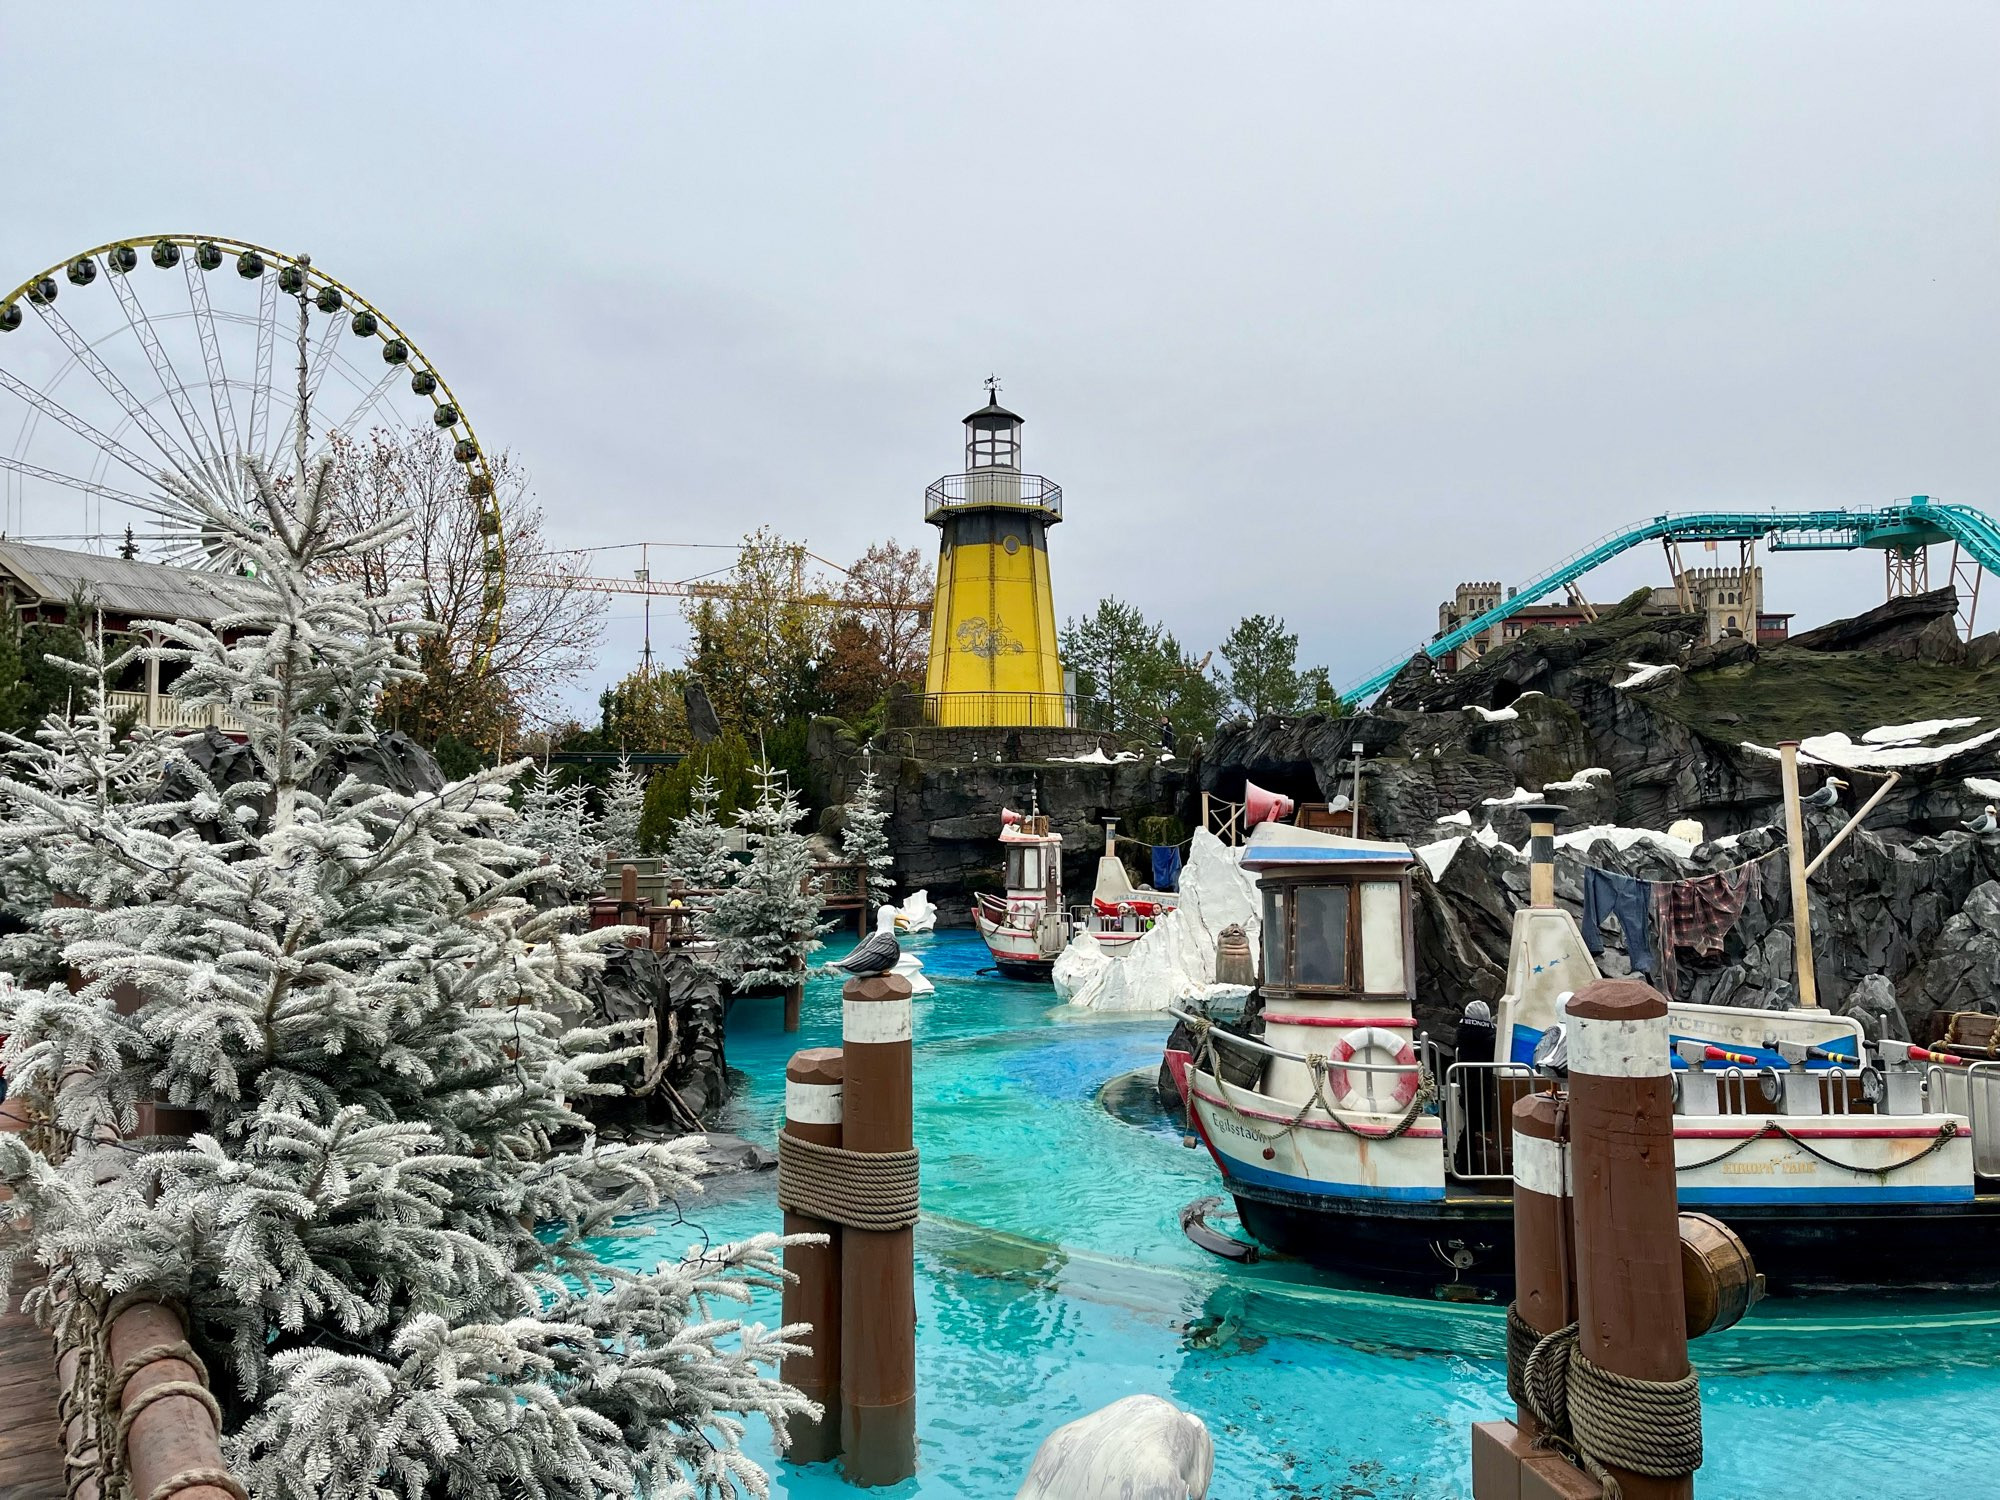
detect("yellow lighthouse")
[923,385,1067,726]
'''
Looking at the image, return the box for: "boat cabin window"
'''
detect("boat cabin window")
[1262,889,1287,981]
[1006,845,1044,891]
[1259,872,1411,995]
[1293,885,1348,986]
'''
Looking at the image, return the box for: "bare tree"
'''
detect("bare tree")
[844,539,932,683]
[322,428,604,750]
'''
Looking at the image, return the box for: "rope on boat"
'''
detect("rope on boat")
[1510,1312,1702,1499]
[1182,1017,1437,1147]
[776,1130,920,1231]
[1674,1117,1960,1174]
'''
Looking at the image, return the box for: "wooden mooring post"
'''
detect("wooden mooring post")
[780,1048,845,1464]
[839,972,918,1486]
[1473,977,1715,1500]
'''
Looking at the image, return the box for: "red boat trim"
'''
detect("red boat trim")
[1673,1123,1965,1140]
[1190,1083,1442,1140]
[1264,1014,1418,1029]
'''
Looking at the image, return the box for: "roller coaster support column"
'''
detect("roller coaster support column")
[1566,979,1697,1499]
[1777,742,1820,1008]
[839,973,918,1485]
[780,1048,845,1463]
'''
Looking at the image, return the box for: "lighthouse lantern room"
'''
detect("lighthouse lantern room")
[922,382,1068,727]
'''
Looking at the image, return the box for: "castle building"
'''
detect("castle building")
[921,388,1068,726]
[1434,568,1790,670]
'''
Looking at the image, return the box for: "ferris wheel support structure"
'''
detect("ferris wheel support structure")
[0,234,506,670]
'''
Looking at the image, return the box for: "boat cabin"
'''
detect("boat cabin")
[1240,822,1420,1111]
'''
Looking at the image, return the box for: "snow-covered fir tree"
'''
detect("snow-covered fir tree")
[707,765,829,990]
[665,770,740,894]
[0,458,811,1500]
[519,756,602,897]
[838,757,895,913]
[596,751,647,859]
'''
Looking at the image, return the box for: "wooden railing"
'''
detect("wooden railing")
[103,691,247,734]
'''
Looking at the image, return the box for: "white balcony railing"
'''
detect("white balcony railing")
[104,691,248,735]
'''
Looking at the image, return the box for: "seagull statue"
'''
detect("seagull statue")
[1963,805,1999,836]
[1802,776,1849,809]
[829,927,902,977]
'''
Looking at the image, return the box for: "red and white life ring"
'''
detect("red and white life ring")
[1327,1026,1419,1112]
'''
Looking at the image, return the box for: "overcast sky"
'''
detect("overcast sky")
[4,4,1995,717]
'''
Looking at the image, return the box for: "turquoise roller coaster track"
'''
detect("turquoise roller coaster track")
[1346,496,2000,703]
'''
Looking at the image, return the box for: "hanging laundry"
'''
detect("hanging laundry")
[1581,867,1657,976]
[1152,843,1184,892]
[1660,864,1760,958]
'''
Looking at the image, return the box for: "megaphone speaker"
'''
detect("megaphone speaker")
[1000,807,1024,827]
[1243,781,1295,829]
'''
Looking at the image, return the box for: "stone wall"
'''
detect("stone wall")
[810,719,1184,925]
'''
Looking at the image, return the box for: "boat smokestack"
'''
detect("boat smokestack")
[1522,802,1564,909]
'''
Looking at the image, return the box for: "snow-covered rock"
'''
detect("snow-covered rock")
[1966,777,2000,801]
[1465,704,1519,722]
[1615,661,1680,690]
[1051,930,1114,1003]
[1864,717,1981,744]
[890,889,937,933]
[1416,835,1464,880]
[1016,1395,1213,1500]
[1049,747,1143,765]
[1801,727,2000,770]
[1481,787,1541,808]
[1544,767,1610,791]
[1065,830,1260,1012]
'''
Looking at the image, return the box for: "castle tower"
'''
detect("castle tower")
[922,384,1067,726]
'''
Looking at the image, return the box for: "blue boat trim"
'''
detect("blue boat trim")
[1218,1155,1445,1202]
[1677,1185,1972,1206]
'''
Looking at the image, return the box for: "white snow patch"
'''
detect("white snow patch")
[1417,836,1463,880]
[1615,661,1680,690]
[1473,824,1513,851]
[1863,717,1981,744]
[1801,727,2000,770]
[1433,809,1472,828]
[1062,829,1261,1012]
[1465,704,1519,722]
[1965,777,2000,800]
[1544,767,1610,791]
[1555,824,1697,859]
[1049,747,1143,765]
[889,890,937,933]
[1482,787,1541,807]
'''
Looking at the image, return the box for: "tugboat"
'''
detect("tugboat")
[974,810,1179,979]
[1165,807,2000,1295]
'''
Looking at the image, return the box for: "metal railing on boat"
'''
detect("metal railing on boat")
[1165,1008,1429,1077]
[1928,1060,2000,1178]
[1442,1061,1539,1182]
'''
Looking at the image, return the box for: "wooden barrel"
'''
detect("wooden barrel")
[1679,1211,1763,1337]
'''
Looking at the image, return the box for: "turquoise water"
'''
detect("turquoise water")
[599,932,2000,1498]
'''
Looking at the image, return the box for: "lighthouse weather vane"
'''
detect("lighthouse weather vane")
[985,374,1001,402]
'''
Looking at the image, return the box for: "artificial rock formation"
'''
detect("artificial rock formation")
[1054,829,1260,1012]
[809,718,1183,926]
[580,948,729,1128]
[1181,587,2000,1043]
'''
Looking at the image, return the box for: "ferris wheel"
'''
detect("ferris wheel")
[0,235,505,663]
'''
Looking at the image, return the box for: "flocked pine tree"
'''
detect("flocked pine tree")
[596,751,647,860]
[665,770,741,895]
[706,765,829,992]
[837,757,895,914]
[0,457,811,1500]
[519,756,604,898]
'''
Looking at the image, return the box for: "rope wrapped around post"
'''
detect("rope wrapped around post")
[1511,1318,1703,1499]
[777,1130,920,1232]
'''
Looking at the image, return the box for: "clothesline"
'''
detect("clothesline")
[1568,840,1792,887]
